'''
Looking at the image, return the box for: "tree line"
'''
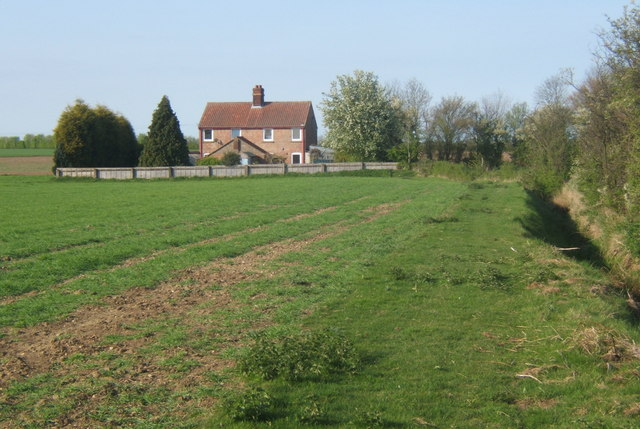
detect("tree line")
[0,134,56,149]
[320,71,527,170]
[320,2,640,227]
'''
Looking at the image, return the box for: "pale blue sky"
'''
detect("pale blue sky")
[0,0,631,137]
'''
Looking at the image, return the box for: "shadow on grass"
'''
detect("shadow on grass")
[518,190,608,269]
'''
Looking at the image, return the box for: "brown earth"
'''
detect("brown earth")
[0,156,53,175]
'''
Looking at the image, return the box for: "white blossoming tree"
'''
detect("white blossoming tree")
[320,70,402,161]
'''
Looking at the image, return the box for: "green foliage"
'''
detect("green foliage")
[0,135,56,149]
[222,387,274,422]
[588,4,640,217]
[387,141,420,168]
[427,95,476,162]
[196,156,222,166]
[185,136,199,151]
[238,329,360,381]
[138,96,190,167]
[53,100,139,169]
[294,395,328,424]
[520,103,575,198]
[473,117,505,169]
[221,151,241,166]
[573,69,630,210]
[321,70,402,161]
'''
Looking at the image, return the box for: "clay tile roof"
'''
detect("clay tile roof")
[199,101,313,129]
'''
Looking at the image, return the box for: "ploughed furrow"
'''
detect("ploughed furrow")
[0,201,404,393]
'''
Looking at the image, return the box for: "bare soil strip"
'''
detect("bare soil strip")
[0,156,53,175]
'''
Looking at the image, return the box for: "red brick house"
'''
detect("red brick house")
[198,85,318,164]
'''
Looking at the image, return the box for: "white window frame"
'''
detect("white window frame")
[263,128,274,141]
[291,127,302,141]
[291,152,302,164]
[202,129,214,141]
[231,128,242,138]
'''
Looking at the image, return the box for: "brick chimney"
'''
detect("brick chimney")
[252,85,264,107]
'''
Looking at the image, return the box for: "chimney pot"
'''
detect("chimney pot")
[252,85,265,107]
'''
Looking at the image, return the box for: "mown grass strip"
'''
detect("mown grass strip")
[209,182,640,428]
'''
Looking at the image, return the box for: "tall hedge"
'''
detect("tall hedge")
[53,100,139,169]
[138,96,190,167]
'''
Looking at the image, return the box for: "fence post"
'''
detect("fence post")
[244,165,250,176]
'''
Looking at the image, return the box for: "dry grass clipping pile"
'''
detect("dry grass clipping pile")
[570,325,640,363]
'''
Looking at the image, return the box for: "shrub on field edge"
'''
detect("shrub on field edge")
[196,156,222,166]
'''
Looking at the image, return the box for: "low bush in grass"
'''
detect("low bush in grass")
[238,329,361,381]
[223,387,274,422]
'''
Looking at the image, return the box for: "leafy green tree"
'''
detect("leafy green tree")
[0,136,22,149]
[53,100,96,168]
[139,96,190,166]
[387,78,432,164]
[321,70,402,161]
[599,3,640,215]
[185,136,200,151]
[504,102,529,165]
[471,93,512,169]
[427,96,476,162]
[521,87,575,198]
[53,100,139,169]
[23,134,56,148]
[573,67,629,209]
[473,117,505,170]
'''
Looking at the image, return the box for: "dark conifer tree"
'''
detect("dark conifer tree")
[139,96,190,166]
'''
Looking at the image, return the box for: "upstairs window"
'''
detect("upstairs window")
[203,129,214,141]
[263,128,274,141]
[231,129,242,138]
[291,127,302,141]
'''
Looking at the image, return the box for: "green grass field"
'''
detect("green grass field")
[0,149,54,157]
[0,175,637,428]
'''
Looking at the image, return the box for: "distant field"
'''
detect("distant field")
[0,175,637,428]
[0,151,53,175]
[0,148,54,157]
